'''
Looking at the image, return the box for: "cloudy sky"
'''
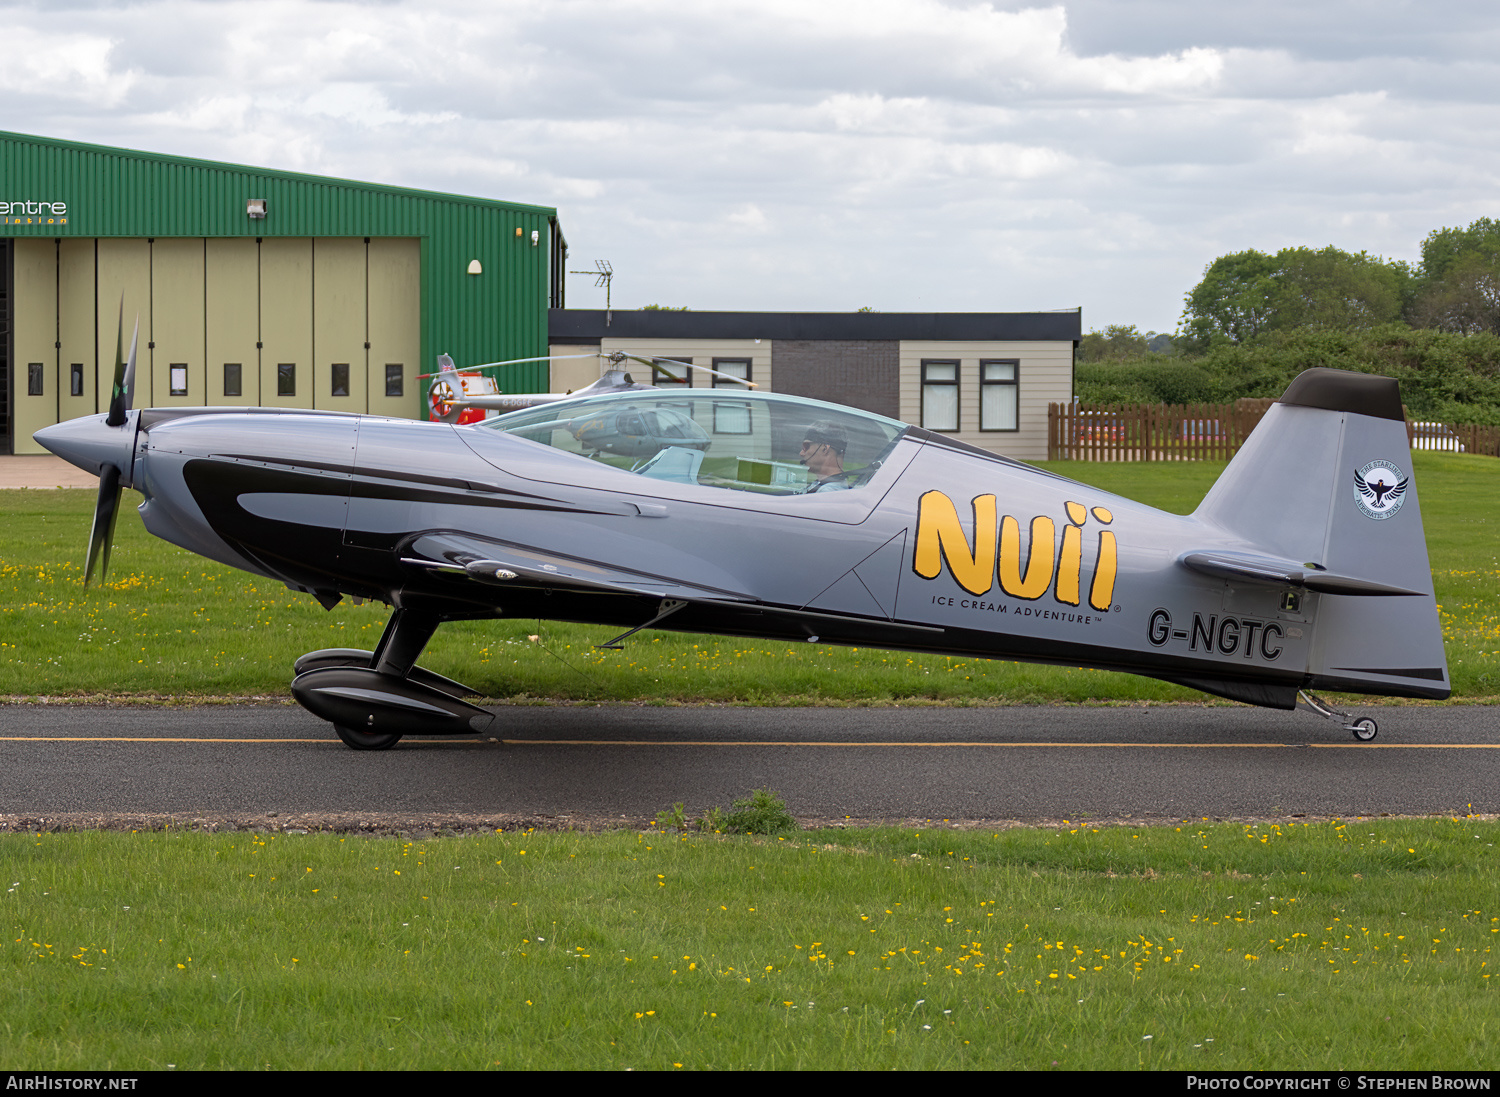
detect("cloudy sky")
[3,0,1497,332]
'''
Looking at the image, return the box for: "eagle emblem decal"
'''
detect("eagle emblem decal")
[1353,461,1408,520]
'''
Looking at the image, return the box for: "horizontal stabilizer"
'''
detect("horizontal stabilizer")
[1179,551,1424,597]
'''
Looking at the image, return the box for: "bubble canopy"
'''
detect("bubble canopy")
[477,389,909,495]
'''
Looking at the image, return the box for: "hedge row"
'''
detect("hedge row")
[1075,325,1500,424]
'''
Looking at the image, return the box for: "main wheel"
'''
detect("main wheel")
[1349,718,1378,742]
[334,724,403,751]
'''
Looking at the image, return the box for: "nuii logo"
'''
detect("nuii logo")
[913,491,1118,611]
[1,199,68,225]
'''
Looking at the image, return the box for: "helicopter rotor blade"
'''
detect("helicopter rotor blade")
[613,353,758,389]
[609,353,685,383]
[415,352,606,381]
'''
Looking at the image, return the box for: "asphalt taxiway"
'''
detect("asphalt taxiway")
[2,703,1495,828]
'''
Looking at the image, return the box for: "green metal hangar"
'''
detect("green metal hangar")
[0,130,564,454]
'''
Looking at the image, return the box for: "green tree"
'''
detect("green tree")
[1411,253,1500,334]
[1419,217,1500,283]
[1411,218,1500,335]
[1078,323,1150,362]
[1180,246,1407,349]
[1271,246,1407,330]
[1179,249,1282,348]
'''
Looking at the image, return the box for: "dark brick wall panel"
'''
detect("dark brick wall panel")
[772,339,899,418]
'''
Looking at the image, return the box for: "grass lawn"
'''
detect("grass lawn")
[2,818,1496,1070]
[0,452,1493,703]
[3,456,1496,1072]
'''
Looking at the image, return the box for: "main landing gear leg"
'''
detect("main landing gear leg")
[290,606,496,750]
[371,606,440,680]
[1297,691,1378,742]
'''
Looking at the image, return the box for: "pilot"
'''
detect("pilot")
[799,421,852,493]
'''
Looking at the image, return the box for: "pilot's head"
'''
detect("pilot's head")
[800,420,848,474]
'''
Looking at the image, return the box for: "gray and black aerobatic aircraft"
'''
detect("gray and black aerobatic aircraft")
[36,328,1448,749]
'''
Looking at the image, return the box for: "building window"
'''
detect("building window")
[27,363,43,396]
[169,364,189,397]
[277,363,296,397]
[70,364,84,397]
[331,363,350,397]
[980,360,1018,431]
[711,358,751,388]
[920,360,959,431]
[653,358,692,389]
[385,364,403,397]
[711,358,752,433]
[714,402,752,434]
[223,364,242,397]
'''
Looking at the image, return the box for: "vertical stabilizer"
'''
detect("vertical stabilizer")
[1194,368,1449,699]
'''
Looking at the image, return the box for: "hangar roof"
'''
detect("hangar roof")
[0,129,556,238]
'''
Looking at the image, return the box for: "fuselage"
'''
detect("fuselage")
[34,377,1450,710]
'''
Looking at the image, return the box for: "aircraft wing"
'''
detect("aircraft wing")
[399,531,945,651]
[399,531,757,603]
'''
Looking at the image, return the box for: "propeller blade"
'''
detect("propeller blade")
[124,317,139,407]
[85,463,122,585]
[105,302,126,425]
[105,305,140,427]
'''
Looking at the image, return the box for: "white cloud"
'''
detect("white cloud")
[0,28,131,105]
[726,203,769,233]
[1,0,1497,330]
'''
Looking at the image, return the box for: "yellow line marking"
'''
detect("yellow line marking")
[0,737,337,743]
[1,737,1491,749]
[505,740,1500,749]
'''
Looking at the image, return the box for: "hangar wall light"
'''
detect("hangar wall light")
[246,199,267,219]
[531,230,539,246]
[467,260,483,275]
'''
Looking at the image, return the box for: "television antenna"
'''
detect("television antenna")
[570,259,614,312]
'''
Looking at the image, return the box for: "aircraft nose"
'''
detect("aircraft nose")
[34,413,137,487]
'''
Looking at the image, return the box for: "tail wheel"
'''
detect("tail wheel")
[1349,718,1378,742]
[334,724,403,751]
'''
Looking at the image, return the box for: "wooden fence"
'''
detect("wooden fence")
[1048,402,1500,461]
[1047,401,1270,461]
